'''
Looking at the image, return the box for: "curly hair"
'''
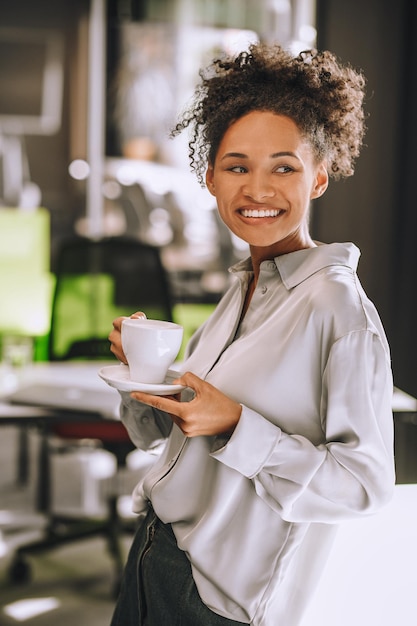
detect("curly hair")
[171,43,367,185]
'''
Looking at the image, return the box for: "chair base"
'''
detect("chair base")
[7,496,140,598]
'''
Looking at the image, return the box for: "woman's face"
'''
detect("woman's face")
[206,111,328,259]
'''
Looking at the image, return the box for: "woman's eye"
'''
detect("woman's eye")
[228,165,247,173]
[275,165,293,174]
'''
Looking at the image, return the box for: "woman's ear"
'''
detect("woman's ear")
[206,165,216,196]
[311,162,329,199]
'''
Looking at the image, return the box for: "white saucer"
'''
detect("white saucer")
[98,364,185,395]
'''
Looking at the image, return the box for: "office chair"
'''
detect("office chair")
[9,235,174,594]
[48,233,173,468]
[49,234,174,361]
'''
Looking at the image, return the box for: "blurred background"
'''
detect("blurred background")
[0,0,417,393]
[0,0,415,396]
[0,1,416,624]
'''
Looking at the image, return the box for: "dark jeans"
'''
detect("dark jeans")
[110,506,249,626]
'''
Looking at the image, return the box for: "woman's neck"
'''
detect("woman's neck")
[249,236,316,281]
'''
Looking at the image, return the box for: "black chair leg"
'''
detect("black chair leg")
[16,426,29,485]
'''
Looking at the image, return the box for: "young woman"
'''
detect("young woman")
[108,44,395,626]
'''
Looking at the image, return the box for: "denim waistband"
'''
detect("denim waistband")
[146,503,177,544]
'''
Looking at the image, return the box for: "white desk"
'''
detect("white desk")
[300,483,417,626]
[0,361,122,512]
[0,361,120,418]
[0,361,134,590]
[392,386,417,413]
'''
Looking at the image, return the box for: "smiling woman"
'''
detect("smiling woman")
[205,112,328,262]
[108,43,395,626]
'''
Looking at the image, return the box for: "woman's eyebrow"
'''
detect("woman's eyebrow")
[220,152,247,160]
[220,151,299,160]
[271,151,299,159]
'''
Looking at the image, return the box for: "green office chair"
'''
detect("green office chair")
[48,234,174,465]
[49,234,174,360]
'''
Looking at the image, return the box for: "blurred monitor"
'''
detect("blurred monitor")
[0,208,53,336]
[0,207,50,274]
[0,27,64,136]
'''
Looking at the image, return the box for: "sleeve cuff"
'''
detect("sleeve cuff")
[210,405,281,478]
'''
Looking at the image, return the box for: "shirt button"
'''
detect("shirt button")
[261,285,268,294]
[141,416,150,424]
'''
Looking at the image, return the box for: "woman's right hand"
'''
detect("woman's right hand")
[108,311,147,363]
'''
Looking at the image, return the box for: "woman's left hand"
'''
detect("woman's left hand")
[130,371,242,437]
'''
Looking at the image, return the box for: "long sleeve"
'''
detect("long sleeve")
[211,329,395,523]
[118,390,173,450]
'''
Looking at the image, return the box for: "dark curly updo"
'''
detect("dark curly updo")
[171,43,367,185]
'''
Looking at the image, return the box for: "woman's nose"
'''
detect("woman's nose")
[242,173,275,201]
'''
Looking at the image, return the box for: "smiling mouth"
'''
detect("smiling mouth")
[240,208,284,218]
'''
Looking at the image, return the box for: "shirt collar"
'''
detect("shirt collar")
[230,242,361,289]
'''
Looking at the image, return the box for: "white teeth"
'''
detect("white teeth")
[241,209,281,218]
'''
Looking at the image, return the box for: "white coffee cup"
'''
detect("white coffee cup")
[121,318,183,384]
